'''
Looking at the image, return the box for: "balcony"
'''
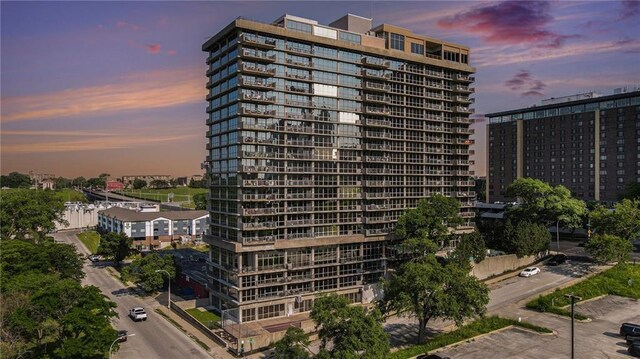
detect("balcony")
[286,84,311,94]
[361,57,390,68]
[425,103,443,111]
[364,107,390,115]
[240,63,276,77]
[241,49,276,63]
[363,82,390,92]
[240,34,276,49]
[455,96,474,104]
[285,58,313,68]
[365,119,391,128]
[239,107,276,117]
[361,69,390,80]
[364,94,390,104]
[455,74,474,82]
[285,72,313,82]
[453,106,473,114]
[240,93,276,104]
[243,235,278,245]
[239,77,276,90]
[453,127,474,134]
[284,44,313,56]
[453,85,474,93]
[452,116,473,124]
[285,98,312,107]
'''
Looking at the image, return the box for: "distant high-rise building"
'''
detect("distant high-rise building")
[203,14,476,323]
[486,90,640,203]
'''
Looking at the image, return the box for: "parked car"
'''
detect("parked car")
[627,334,640,346]
[621,323,640,336]
[128,307,147,322]
[417,354,450,359]
[88,254,101,262]
[519,267,541,277]
[629,343,640,357]
[117,330,128,342]
[547,254,567,266]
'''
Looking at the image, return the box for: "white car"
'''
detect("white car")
[128,307,147,322]
[519,267,541,277]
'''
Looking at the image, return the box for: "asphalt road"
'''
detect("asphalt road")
[53,230,211,359]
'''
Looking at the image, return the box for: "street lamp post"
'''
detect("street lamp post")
[109,334,135,358]
[556,219,561,252]
[564,294,582,359]
[155,269,171,309]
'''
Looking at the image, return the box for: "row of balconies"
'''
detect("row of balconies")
[241,217,364,230]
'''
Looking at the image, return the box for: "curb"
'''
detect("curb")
[155,307,218,358]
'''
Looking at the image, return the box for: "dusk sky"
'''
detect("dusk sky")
[2,1,639,179]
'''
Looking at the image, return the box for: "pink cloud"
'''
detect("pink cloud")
[115,20,141,31]
[437,1,578,48]
[620,0,640,20]
[504,70,547,97]
[146,44,161,54]
[167,49,177,55]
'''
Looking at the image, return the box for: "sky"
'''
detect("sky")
[2,1,639,179]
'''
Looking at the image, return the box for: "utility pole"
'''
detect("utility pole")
[564,293,582,359]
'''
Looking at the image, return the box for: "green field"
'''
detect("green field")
[527,264,640,319]
[77,231,100,253]
[186,308,221,329]
[118,187,207,203]
[389,316,552,359]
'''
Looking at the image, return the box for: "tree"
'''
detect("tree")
[71,176,87,189]
[311,294,389,358]
[506,178,587,228]
[0,240,117,358]
[379,256,489,343]
[619,182,640,201]
[0,189,67,242]
[52,177,72,189]
[132,178,147,190]
[502,220,551,258]
[122,253,176,293]
[189,177,205,188]
[87,177,106,189]
[590,199,640,242]
[193,193,207,210]
[0,172,32,188]
[395,195,463,255]
[585,234,633,264]
[448,231,486,268]
[150,179,170,189]
[273,327,310,359]
[97,232,133,265]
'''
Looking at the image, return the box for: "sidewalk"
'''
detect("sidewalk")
[155,306,233,359]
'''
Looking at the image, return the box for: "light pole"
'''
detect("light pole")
[564,294,582,359]
[155,269,171,309]
[556,219,561,252]
[109,333,135,358]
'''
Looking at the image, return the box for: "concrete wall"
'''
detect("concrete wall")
[57,205,100,230]
[471,253,544,280]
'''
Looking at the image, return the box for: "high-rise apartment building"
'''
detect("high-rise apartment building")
[202,14,476,323]
[486,90,640,203]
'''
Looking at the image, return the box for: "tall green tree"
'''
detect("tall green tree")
[585,234,633,264]
[87,177,106,189]
[502,220,551,258]
[311,294,389,359]
[150,179,170,189]
[379,256,489,343]
[97,232,133,265]
[590,199,640,242]
[0,172,32,188]
[619,182,640,201]
[506,178,587,228]
[193,193,207,210]
[132,178,147,190]
[52,177,72,189]
[0,189,67,242]
[273,327,310,359]
[395,195,463,255]
[448,231,486,268]
[71,177,87,189]
[122,253,176,293]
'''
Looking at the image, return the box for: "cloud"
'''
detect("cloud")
[1,130,115,137]
[115,20,141,31]
[146,44,161,54]
[167,49,177,55]
[437,1,577,48]
[504,70,547,97]
[1,68,205,123]
[620,0,640,20]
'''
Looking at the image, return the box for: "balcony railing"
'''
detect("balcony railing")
[240,34,277,48]
[361,57,390,68]
[241,49,276,62]
[363,82,390,92]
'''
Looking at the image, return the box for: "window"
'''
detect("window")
[390,33,404,51]
[286,20,312,34]
[339,31,361,44]
[411,42,424,55]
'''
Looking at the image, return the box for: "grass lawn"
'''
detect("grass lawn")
[54,188,87,202]
[77,231,100,253]
[527,264,640,319]
[186,308,221,329]
[388,316,551,359]
[117,187,207,204]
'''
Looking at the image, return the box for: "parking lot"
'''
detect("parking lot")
[435,295,640,358]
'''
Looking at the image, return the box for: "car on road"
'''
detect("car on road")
[416,354,450,359]
[627,335,640,346]
[621,323,640,336]
[629,343,640,357]
[519,267,541,277]
[117,330,128,342]
[128,307,147,322]
[547,254,567,266]
[88,254,101,262]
